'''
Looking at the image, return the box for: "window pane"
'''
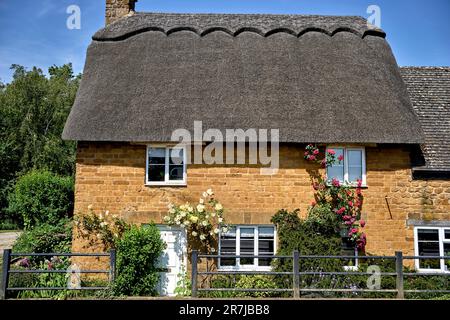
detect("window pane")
[148,148,166,164]
[169,148,184,165]
[418,229,439,241]
[220,227,236,266]
[169,165,183,181]
[240,228,255,265]
[444,243,450,272]
[258,227,275,266]
[148,165,165,182]
[445,230,450,240]
[341,237,357,267]
[327,148,344,182]
[418,241,440,269]
[347,150,362,182]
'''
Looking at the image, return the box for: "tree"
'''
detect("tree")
[0,64,80,224]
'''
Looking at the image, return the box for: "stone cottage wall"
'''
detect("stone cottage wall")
[72,142,450,259]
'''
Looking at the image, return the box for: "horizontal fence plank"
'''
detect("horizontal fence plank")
[298,255,396,260]
[403,272,450,276]
[198,255,292,259]
[198,288,293,292]
[7,287,108,291]
[298,271,398,276]
[10,253,110,257]
[403,256,450,259]
[404,290,450,293]
[198,271,293,276]
[299,288,398,293]
[8,269,110,274]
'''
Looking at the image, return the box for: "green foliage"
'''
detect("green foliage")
[7,170,73,228]
[75,207,130,251]
[235,275,279,298]
[0,64,79,224]
[113,224,166,296]
[174,264,191,297]
[12,219,72,264]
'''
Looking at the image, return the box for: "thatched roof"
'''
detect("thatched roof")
[401,67,450,171]
[62,12,423,143]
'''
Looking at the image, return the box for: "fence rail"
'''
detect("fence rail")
[0,249,116,299]
[191,250,450,299]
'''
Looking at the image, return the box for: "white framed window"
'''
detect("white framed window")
[326,146,366,186]
[219,225,276,271]
[414,226,450,273]
[341,236,359,271]
[146,145,187,186]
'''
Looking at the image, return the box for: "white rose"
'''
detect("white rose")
[211,212,216,217]
[188,206,193,212]
[167,203,174,209]
[105,210,109,216]
[202,220,208,226]
[190,216,198,223]
[99,213,103,220]
[210,231,214,236]
[200,234,206,241]
[214,228,220,234]
[222,227,228,233]
[96,233,102,239]
[218,218,223,223]
[202,192,208,198]
[215,203,223,211]
[191,231,198,237]
[183,220,190,226]
[163,216,171,222]
[205,214,209,219]
[112,214,118,219]
[87,204,93,210]
[206,189,214,195]
[199,198,204,204]
[197,204,205,213]
[211,248,216,253]
[176,220,181,225]
[169,208,176,214]
[180,211,187,217]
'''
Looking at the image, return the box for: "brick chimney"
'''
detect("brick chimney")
[105,0,138,25]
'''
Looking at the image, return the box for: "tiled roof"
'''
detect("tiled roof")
[401,67,450,170]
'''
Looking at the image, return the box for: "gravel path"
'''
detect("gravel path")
[0,231,21,254]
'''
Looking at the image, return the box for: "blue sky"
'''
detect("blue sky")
[0,0,449,83]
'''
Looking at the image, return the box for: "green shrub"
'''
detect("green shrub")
[12,219,72,264]
[235,275,280,298]
[7,170,73,228]
[113,224,165,296]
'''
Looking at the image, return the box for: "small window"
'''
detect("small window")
[219,225,276,270]
[415,227,450,272]
[326,147,366,186]
[146,145,187,185]
[341,237,358,270]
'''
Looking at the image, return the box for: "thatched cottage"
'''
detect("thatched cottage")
[63,0,450,295]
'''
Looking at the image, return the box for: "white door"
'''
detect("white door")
[157,226,187,296]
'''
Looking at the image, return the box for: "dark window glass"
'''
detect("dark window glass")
[341,237,357,267]
[220,227,236,266]
[258,227,275,266]
[148,148,166,182]
[168,148,184,181]
[445,229,450,240]
[240,228,255,265]
[417,229,440,269]
[444,243,450,272]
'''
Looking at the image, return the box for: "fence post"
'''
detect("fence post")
[293,250,300,299]
[1,249,11,300]
[395,251,404,299]
[109,249,116,284]
[191,250,198,297]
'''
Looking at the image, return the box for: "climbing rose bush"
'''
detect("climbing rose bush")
[305,145,367,252]
[164,189,228,253]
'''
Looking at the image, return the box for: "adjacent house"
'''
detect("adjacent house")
[63,0,450,295]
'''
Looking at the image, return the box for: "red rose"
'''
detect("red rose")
[360,219,366,228]
[348,201,353,207]
[327,149,335,155]
[338,155,344,161]
[311,200,316,206]
[313,149,319,155]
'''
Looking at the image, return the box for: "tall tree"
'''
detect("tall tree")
[0,64,80,218]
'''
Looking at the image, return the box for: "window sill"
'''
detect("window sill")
[325,182,368,189]
[218,266,273,272]
[145,182,187,187]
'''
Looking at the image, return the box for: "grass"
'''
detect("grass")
[0,230,21,233]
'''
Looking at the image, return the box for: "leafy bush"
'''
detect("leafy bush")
[235,275,280,298]
[7,170,73,228]
[12,219,72,264]
[113,224,165,296]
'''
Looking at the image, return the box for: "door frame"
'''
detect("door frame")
[156,224,188,296]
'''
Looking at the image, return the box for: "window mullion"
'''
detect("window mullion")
[344,148,349,183]
[165,148,170,182]
[439,228,445,271]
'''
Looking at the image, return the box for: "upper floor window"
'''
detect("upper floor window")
[219,225,276,270]
[326,147,366,186]
[414,227,450,272]
[146,145,187,186]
